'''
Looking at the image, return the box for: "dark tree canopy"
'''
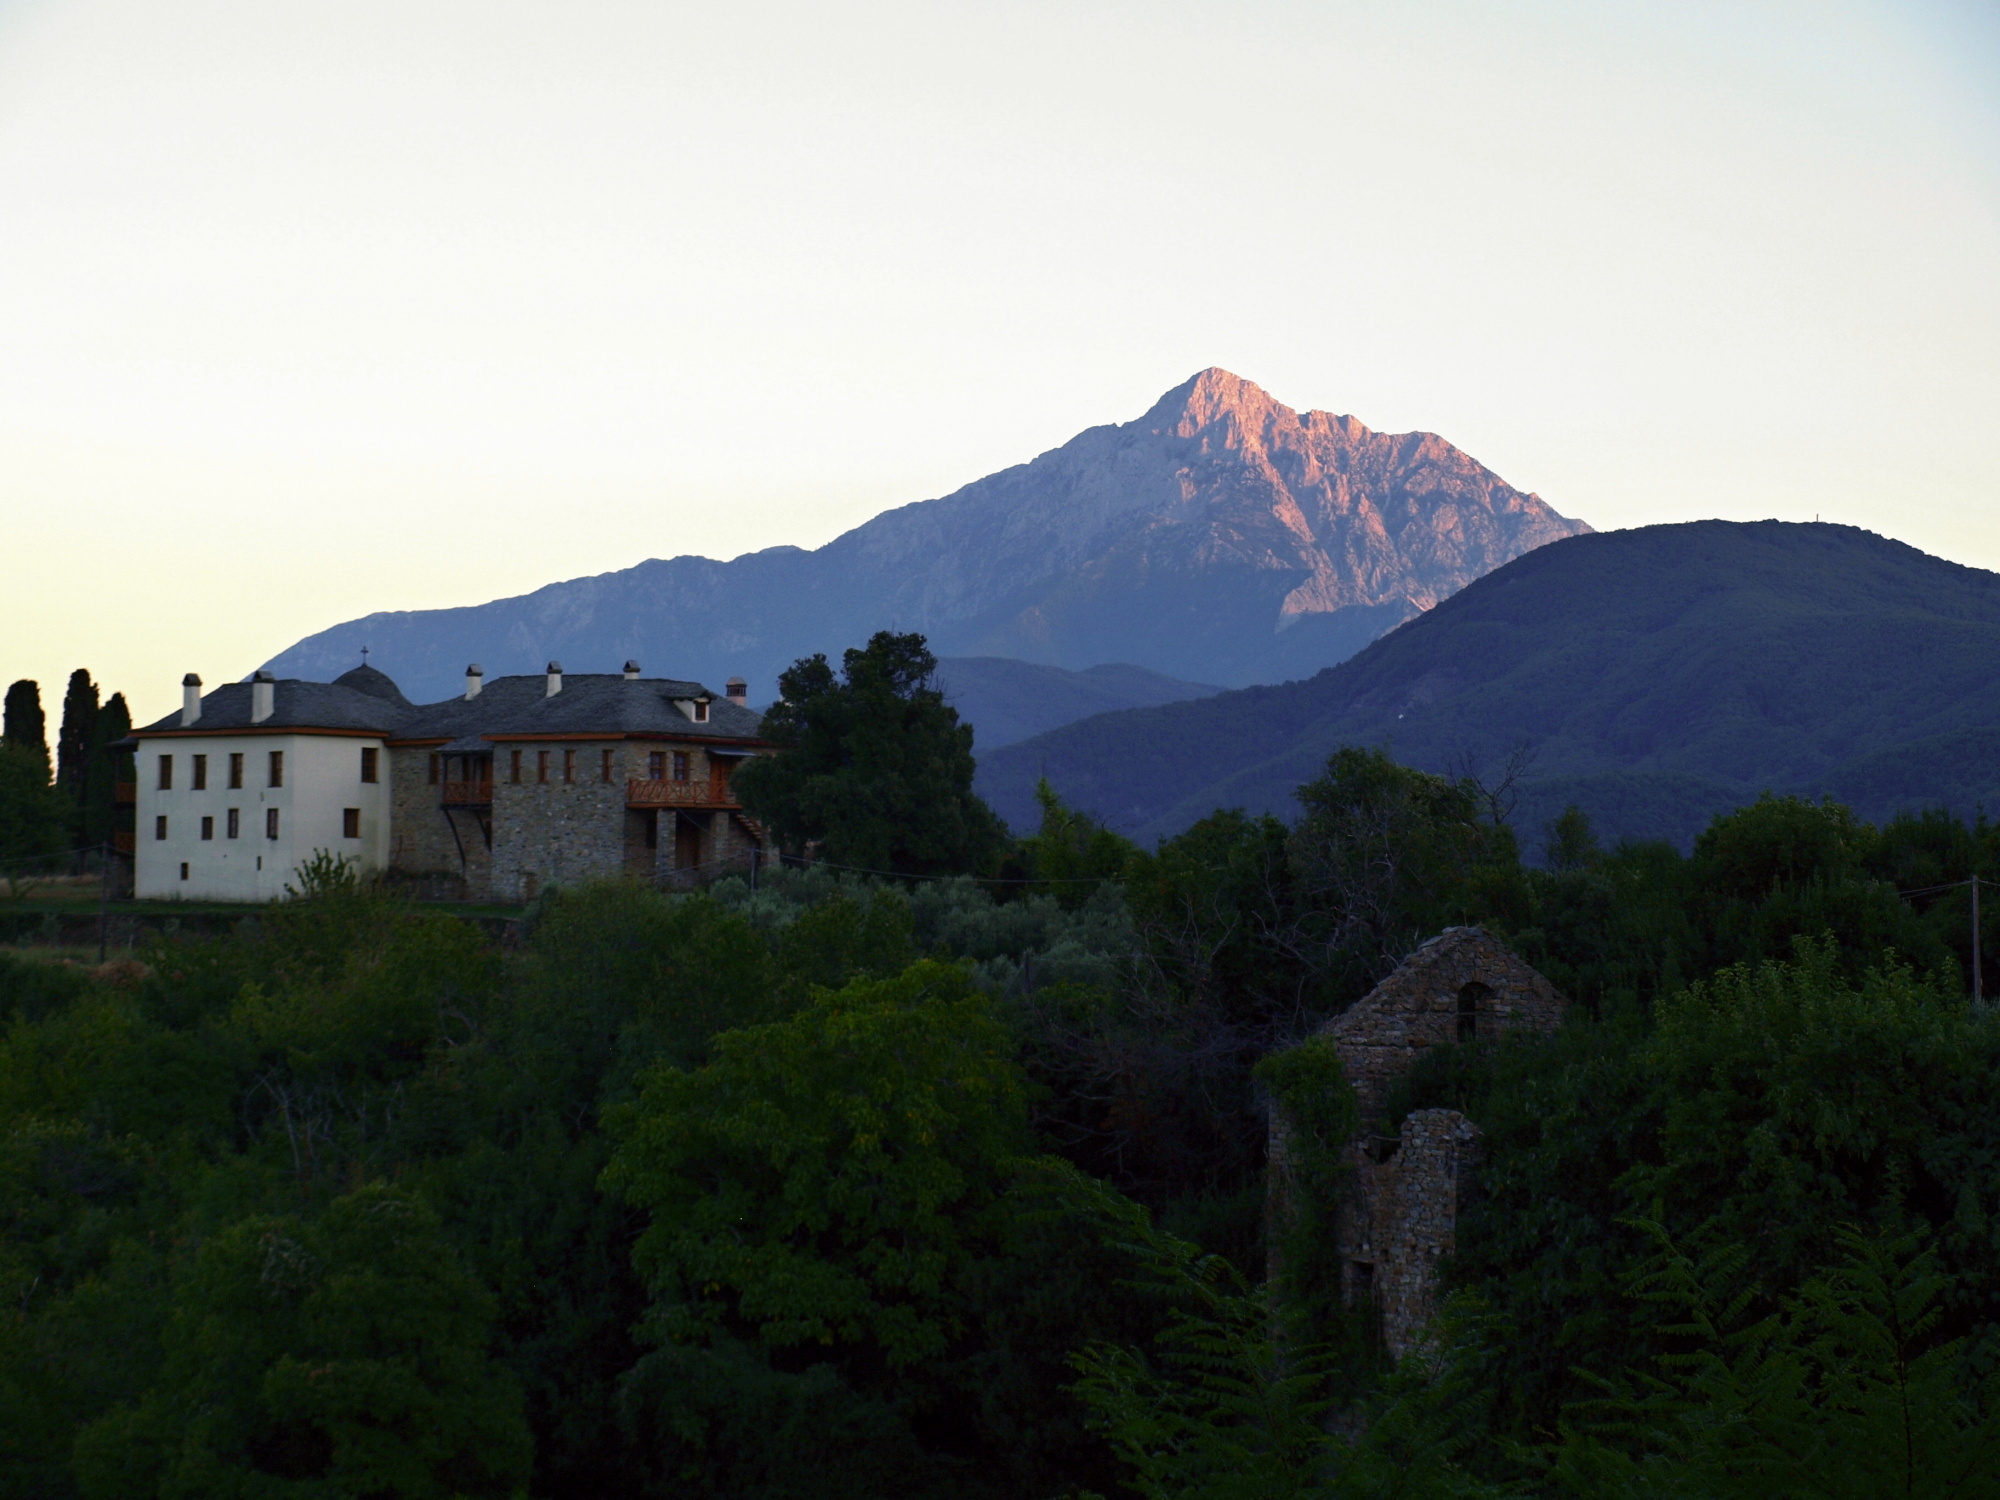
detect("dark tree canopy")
[2,679,47,775]
[733,631,1006,877]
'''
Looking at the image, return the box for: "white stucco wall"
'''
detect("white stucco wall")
[134,733,393,901]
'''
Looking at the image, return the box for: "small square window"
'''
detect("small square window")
[265,808,280,840]
[360,747,379,784]
[226,808,239,839]
[343,808,360,839]
[191,754,208,791]
[228,752,244,789]
[563,748,575,784]
[157,755,173,791]
[268,751,284,788]
[155,814,168,840]
[200,815,213,840]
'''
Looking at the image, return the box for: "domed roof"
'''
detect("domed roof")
[331,663,411,706]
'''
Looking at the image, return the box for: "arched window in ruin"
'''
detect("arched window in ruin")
[1457,981,1492,1043]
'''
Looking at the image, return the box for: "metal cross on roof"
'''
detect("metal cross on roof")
[361,646,370,665]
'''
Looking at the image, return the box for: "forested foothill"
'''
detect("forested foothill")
[5,636,2000,1497]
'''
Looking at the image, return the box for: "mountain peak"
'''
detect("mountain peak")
[1146,367,1288,433]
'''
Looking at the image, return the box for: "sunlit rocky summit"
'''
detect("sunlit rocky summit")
[266,369,1588,704]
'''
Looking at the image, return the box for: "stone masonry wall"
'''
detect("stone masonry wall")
[489,743,630,903]
[387,748,489,898]
[1276,927,1565,1361]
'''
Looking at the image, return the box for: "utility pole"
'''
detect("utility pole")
[95,840,108,968]
[1973,874,1984,1007]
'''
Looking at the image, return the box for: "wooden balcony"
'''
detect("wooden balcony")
[627,778,737,809]
[441,779,494,806]
[113,781,136,806]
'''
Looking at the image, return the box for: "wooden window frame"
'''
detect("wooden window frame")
[268,751,284,789]
[157,755,173,791]
[428,753,441,785]
[601,748,614,783]
[672,751,690,783]
[191,754,207,791]
[510,749,523,784]
[563,748,575,784]
[343,808,361,839]
[200,815,213,840]
[155,814,168,840]
[226,808,239,839]
[537,750,550,784]
[228,752,244,789]
[361,747,379,784]
[265,808,280,840]
[648,751,665,781]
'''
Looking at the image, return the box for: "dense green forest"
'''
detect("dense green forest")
[6,636,2000,1494]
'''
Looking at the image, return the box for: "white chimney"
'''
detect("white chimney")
[624,660,642,681]
[251,670,275,724]
[180,673,202,727]
[465,664,484,700]
[725,677,748,707]
[545,661,563,697]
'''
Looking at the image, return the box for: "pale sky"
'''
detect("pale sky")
[1,0,1995,724]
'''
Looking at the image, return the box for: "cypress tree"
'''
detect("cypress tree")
[82,692,132,849]
[3,679,49,781]
[56,668,98,821]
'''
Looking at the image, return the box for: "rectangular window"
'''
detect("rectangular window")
[672,751,690,783]
[226,808,239,839]
[693,700,709,722]
[360,747,379,783]
[265,808,280,840]
[157,755,173,790]
[268,751,284,788]
[562,748,575,784]
[179,862,189,881]
[537,750,550,784]
[155,814,168,840]
[648,751,665,781]
[601,748,614,783]
[200,815,213,840]
[228,752,243,789]
[191,754,207,790]
[643,810,658,849]
[510,749,523,784]
[343,808,360,839]
[427,753,440,786]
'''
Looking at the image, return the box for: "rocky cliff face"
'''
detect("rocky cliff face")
[265,369,1588,702]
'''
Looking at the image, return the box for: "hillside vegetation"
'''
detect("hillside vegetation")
[979,520,2000,846]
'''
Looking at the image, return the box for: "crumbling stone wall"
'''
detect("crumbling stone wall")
[1276,926,1564,1360]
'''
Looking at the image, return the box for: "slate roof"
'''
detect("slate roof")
[134,679,410,736]
[137,669,766,747]
[401,674,767,752]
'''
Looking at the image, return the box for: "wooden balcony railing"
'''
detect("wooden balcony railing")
[441,780,494,806]
[113,782,137,806]
[627,778,737,809]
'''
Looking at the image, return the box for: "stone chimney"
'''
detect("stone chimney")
[725,677,748,707]
[624,660,642,681]
[465,664,484,700]
[251,670,275,724]
[180,674,202,727]
[545,661,563,697]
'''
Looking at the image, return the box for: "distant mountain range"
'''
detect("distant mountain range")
[976,522,2000,850]
[933,658,1220,750]
[265,370,1587,720]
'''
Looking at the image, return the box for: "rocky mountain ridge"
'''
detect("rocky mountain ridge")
[265,369,1588,706]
